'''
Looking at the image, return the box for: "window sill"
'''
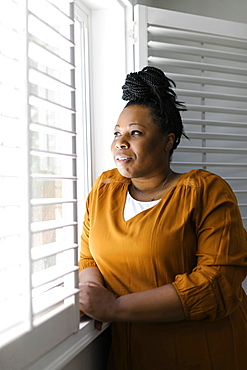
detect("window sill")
[28,318,110,370]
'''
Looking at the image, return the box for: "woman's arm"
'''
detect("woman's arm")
[79,282,185,323]
[79,266,104,286]
[116,283,185,322]
[172,174,247,322]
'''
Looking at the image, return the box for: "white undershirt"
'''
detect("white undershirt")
[124,191,161,221]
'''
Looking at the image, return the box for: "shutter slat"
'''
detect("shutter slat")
[167,73,247,89]
[30,95,76,112]
[148,56,247,76]
[187,131,247,141]
[31,174,77,180]
[29,68,75,93]
[0,54,21,87]
[148,41,247,62]
[28,13,74,49]
[148,26,247,49]
[175,89,247,102]
[176,146,247,155]
[32,287,79,316]
[30,122,76,135]
[186,104,247,115]
[29,0,74,30]
[31,242,78,261]
[183,118,247,128]
[31,198,76,206]
[224,177,247,180]
[29,41,73,71]
[31,220,77,233]
[172,161,247,167]
[32,265,79,288]
[30,149,76,158]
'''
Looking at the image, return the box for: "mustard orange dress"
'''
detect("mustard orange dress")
[79,169,247,370]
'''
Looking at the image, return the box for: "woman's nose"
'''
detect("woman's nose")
[116,143,128,149]
[115,138,129,149]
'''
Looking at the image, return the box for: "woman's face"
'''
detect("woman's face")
[111,105,174,179]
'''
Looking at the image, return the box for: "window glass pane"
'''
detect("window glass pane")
[29,57,71,85]
[32,225,75,248]
[31,154,75,177]
[32,248,74,275]
[30,104,74,131]
[31,203,75,223]
[29,82,72,108]
[31,179,75,198]
[30,126,75,155]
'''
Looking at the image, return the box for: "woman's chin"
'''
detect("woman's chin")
[116,166,132,178]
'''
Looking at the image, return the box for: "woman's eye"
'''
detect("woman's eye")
[131,130,142,136]
[114,131,121,137]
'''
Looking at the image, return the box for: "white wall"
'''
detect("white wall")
[89,6,127,179]
[79,0,133,181]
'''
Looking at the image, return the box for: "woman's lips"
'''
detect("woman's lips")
[115,156,133,164]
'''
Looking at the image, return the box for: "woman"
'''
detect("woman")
[79,66,247,370]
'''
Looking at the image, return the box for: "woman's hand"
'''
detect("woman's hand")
[79,282,118,324]
[79,281,106,331]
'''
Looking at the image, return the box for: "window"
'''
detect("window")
[0,0,131,367]
[0,0,80,364]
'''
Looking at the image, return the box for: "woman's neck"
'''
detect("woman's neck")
[130,170,180,202]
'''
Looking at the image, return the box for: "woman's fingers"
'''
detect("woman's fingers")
[79,285,103,330]
[94,320,103,331]
[79,284,117,322]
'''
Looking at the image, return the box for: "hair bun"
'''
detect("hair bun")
[122,66,174,102]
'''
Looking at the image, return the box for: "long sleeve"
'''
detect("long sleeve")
[172,173,247,321]
[78,175,102,272]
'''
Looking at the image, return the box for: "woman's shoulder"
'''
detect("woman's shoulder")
[93,168,130,188]
[100,168,130,182]
[180,169,224,182]
[178,169,234,194]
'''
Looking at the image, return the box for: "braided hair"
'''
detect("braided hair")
[122,66,188,158]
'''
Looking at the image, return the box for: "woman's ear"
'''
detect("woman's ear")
[164,133,175,152]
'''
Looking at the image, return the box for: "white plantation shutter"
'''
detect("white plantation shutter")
[0,0,31,348]
[0,0,80,366]
[134,5,247,230]
[29,0,79,328]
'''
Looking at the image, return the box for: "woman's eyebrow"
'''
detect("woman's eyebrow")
[129,123,146,128]
[114,123,146,128]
